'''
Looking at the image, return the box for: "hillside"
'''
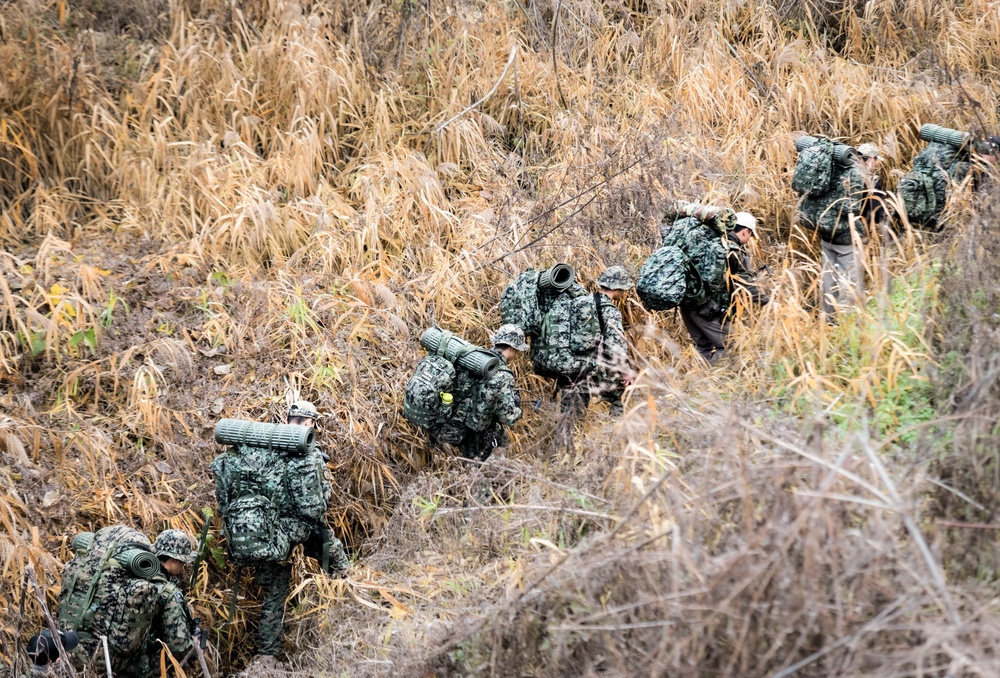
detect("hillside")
[2,0,1000,675]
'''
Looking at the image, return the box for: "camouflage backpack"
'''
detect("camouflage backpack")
[638,212,732,312]
[210,445,292,564]
[791,139,835,197]
[900,142,970,227]
[402,330,476,433]
[636,246,694,311]
[281,449,331,544]
[797,163,866,242]
[500,269,544,338]
[57,526,157,643]
[530,283,601,380]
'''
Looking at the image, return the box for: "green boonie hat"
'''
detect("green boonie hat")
[288,400,320,420]
[597,266,633,290]
[153,529,196,564]
[492,324,529,352]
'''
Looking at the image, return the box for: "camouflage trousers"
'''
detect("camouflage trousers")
[254,561,291,657]
[557,377,623,417]
[457,423,507,461]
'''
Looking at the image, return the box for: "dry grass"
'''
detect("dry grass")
[1,0,999,673]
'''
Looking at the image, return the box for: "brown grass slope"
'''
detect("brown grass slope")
[1,0,999,674]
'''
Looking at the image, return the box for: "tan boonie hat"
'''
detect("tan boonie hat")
[857,143,882,160]
[596,266,633,290]
[288,400,321,420]
[734,212,759,238]
[491,324,529,352]
[153,529,196,564]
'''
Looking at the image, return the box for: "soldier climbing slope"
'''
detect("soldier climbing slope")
[791,135,868,319]
[211,400,349,674]
[54,524,199,677]
[680,212,769,365]
[583,267,636,417]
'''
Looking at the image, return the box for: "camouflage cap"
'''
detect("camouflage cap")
[152,529,196,564]
[596,266,633,290]
[492,324,529,351]
[288,400,321,420]
[857,143,882,160]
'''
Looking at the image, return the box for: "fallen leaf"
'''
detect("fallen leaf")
[154,461,173,474]
[211,399,225,414]
[213,364,231,375]
[42,491,60,508]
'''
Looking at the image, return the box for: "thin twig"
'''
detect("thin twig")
[26,564,79,678]
[858,437,961,627]
[434,504,619,520]
[424,45,518,154]
[551,0,569,109]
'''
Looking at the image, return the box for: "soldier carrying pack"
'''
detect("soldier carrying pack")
[792,136,866,244]
[500,263,601,382]
[210,418,330,565]
[899,124,973,229]
[636,202,737,314]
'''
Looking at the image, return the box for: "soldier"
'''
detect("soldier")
[588,267,635,416]
[452,325,525,461]
[857,143,887,230]
[56,525,197,678]
[680,212,768,365]
[240,401,349,673]
[148,529,201,673]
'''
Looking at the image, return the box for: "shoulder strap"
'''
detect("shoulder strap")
[593,293,607,336]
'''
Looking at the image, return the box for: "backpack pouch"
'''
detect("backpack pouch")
[225,494,290,563]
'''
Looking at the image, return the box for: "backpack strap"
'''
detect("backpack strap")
[72,537,131,632]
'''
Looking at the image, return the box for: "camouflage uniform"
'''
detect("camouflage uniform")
[794,151,867,318]
[564,267,632,416]
[454,348,523,460]
[682,225,767,365]
[213,427,340,658]
[57,526,194,677]
[591,294,631,415]
[431,326,524,460]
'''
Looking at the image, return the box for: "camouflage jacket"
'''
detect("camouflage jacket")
[798,162,868,246]
[460,349,522,433]
[70,566,192,674]
[592,294,631,388]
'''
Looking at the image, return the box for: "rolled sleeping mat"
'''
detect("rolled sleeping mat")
[72,532,94,554]
[919,123,970,149]
[536,263,575,294]
[116,548,161,579]
[831,144,860,165]
[795,135,820,152]
[420,327,500,379]
[214,419,315,455]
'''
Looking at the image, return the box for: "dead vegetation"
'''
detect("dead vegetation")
[1,0,999,674]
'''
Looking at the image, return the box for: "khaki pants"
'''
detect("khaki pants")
[680,308,731,366]
[821,240,863,318]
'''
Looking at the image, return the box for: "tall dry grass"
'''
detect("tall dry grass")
[1,0,999,672]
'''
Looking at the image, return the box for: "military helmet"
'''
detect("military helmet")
[287,400,320,420]
[152,529,196,564]
[491,324,529,352]
[596,266,633,290]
